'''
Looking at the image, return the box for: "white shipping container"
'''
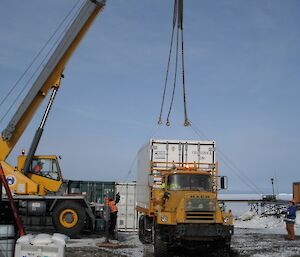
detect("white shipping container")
[116,183,138,231]
[136,139,216,210]
[151,139,216,167]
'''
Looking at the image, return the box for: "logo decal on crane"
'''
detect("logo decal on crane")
[6,175,16,186]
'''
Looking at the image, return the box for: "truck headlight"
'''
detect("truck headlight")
[161,215,168,222]
[223,217,229,223]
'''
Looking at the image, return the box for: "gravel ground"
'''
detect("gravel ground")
[65,228,300,257]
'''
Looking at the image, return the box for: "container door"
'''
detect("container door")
[152,141,182,168]
[184,142,215,166]
[116,183,137,231]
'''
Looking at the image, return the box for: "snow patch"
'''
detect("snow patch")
[237,210,256,221]
[235,215,283,230]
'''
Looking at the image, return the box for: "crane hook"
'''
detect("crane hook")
[184,119,190,127]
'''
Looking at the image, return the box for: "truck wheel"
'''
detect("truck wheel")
[154,233,169,257]
[52,201,86,236]
[138,216,145,243]
[138,216,153,244]
[213,240,230,257]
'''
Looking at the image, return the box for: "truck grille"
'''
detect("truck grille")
[185,212,215,222]
[185,198,215,212]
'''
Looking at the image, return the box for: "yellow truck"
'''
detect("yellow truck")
[136,139,234,256]
[0,0,106,236]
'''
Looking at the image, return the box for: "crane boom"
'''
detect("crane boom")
[0,0,106,161]
[0,0,108,235]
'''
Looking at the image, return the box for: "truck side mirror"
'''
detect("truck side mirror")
[220,176,228,190]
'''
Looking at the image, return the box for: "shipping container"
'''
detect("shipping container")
[66,180,115,204]
[293,182,300,204]
[136,139,216,210]
[67,181,140,231]
[116,183,138,231]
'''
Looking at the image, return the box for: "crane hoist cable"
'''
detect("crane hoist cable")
[157,2,178,125]
[166,13,179,127]
[157,0,190,127]
[0,0,83,125]
[179,0,190,127]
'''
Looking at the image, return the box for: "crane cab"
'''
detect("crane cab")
[16,155,63,195]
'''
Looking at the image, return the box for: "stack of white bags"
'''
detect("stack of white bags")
[17,233,69,246]
[15,233,69,257]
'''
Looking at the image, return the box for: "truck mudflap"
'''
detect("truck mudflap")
[158,223,234,244]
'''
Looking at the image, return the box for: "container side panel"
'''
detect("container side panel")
[136,144,151,211]
[117,214,137,231]
[66,180,115,204]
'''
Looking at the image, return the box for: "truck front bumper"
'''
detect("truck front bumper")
[175,223,234,240]
[158,223,234,245]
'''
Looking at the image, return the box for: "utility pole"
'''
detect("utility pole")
[270,178,275,200]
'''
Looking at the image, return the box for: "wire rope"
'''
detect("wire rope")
[0,0,83,125]
[123,154,138,182]
[158,0,190,126]
[190,123,263,194]
[166,21,179,126]
[180,14,190,126]
[157,2,178,125]
[123,124,161,182]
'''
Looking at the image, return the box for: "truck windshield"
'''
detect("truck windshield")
[167,174,211,191]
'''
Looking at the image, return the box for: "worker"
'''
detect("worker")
[168,183,179,190]
[105,192,120,239]
[284,199,297,240]
[32,161,43,172]
[167,177,181,190]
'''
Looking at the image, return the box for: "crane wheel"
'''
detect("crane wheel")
[52,201,86,236]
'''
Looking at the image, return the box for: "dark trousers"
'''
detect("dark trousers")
[109,211,117,236]
[286,223,295,240]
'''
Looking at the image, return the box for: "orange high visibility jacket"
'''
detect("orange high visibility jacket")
[108,200,118,213]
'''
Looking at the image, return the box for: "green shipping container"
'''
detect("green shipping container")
[67,180,115,204]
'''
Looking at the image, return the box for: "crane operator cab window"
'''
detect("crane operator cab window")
[30,158,61,181]
[167,174,211,191]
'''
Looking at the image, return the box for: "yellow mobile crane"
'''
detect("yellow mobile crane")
[0,0,106,235]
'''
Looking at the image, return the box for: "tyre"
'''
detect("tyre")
[154,233,170,257]
[138,215,153,244]
[212,240,230,257]
[52,201,86,236]
[138,216,145,243]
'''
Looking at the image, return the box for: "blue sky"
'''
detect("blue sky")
[0,0,299,194]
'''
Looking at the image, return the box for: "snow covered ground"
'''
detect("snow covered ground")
[66,213,300,257]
